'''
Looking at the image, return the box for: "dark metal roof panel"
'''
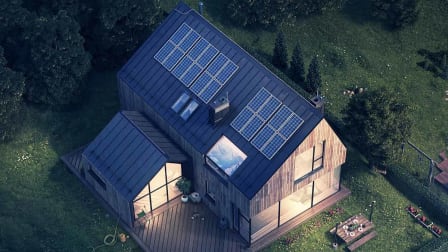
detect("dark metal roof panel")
[118,3,324,199]
[83,112,167,201]
[121,111,188,162]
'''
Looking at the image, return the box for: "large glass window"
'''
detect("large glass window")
[313,171,339,204]
[251,203,279,242]
[151,186,168,210]
[294,141,325,181]
[206,136,247,176]
[279,182,313,225]
[133,162,183,218]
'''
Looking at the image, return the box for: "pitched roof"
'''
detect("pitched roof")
[118,3,323,199]
[83,111,186,201]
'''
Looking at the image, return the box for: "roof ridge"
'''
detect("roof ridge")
[119,111,169,158]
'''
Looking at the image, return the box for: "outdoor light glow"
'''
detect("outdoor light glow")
[207,136,247,176]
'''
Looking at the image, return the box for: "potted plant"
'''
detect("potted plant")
[176,177,191,203]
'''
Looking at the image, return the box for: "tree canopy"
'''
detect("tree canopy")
[0,46,25,141]
[371,0,419,29]
[89,0,162,68]
[343,88,412,169]
[22,11,91,105]
[227,0,347,27]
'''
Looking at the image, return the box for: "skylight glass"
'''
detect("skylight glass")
[207,136,247,176]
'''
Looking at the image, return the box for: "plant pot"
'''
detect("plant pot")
[332,242,338,249]
[181,195,189,203]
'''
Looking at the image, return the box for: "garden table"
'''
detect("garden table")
[334,214,375,244]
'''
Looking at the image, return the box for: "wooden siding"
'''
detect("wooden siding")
[118,80,251,229]
[80,156,134,226]
[250,119,346,216]
[61,148,133,226]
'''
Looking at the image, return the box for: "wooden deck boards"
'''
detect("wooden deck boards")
[132,200,247,252]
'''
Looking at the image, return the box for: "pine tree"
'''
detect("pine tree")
[272,31,288,70]
[290,42,305,83]
[306,56,322,94]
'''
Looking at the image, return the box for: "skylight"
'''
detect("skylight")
[206,136,247,176]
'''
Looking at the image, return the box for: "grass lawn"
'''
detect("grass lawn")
[1,1,447,251]
[0,72,141,251]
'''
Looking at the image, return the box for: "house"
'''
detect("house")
[62,2,347,248]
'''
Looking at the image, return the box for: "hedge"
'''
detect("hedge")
[417,236,448,252]
[386,165,448,227]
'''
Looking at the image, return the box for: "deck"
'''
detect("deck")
[62,149,351,252]
[132,200,247,252]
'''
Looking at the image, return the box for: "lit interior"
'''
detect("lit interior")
[207,136,247,176]
[133,163,182,219]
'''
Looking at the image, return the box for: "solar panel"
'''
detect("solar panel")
[248,89,270,111]
[199,80,220,103]
[191,72,212,94]
[268,105,292,129]
[258,97,282,121]
[207,54,227,75]
[262,134,286,159]
[189,38,209,60]
[171,23,191,44]
[198,46,219,68]
[279,113,304,139]
[230,108,253,132]
[181,64,202,86]
[231,88,279,141]
[179,30,200,52]
[154,22,239,104]
[251,126,275,150]
[240,116,264,140]
[232,88,305,159]
[154,41,175,64]
[172,57,193,80]
[216,61,238,84]
[163,48,184,70]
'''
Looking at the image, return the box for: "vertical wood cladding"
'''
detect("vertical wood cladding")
[250,119,346,216]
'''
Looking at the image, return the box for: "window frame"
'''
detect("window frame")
[294,141,326,183]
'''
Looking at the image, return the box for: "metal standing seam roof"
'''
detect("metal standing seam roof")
[83,111,187,201]
[118,2,324,199]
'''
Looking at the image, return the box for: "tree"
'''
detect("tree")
[0,46,25,141]
[343,87,412,170]
[290,42,305,83]
[22,10,91,105]
[305,56,322,94]
[272,31,288,70]
[370,0,419,29]
[89,0,162,68]
[228,0,293,28]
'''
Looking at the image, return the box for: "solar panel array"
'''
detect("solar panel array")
[154,23,238,104]
[231,88,304,159]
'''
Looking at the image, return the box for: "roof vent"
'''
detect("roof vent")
[209,95,230,125]
[310,95,325,113]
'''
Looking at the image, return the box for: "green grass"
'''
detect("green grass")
[1,1,447,251]
[0,72,141,251]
